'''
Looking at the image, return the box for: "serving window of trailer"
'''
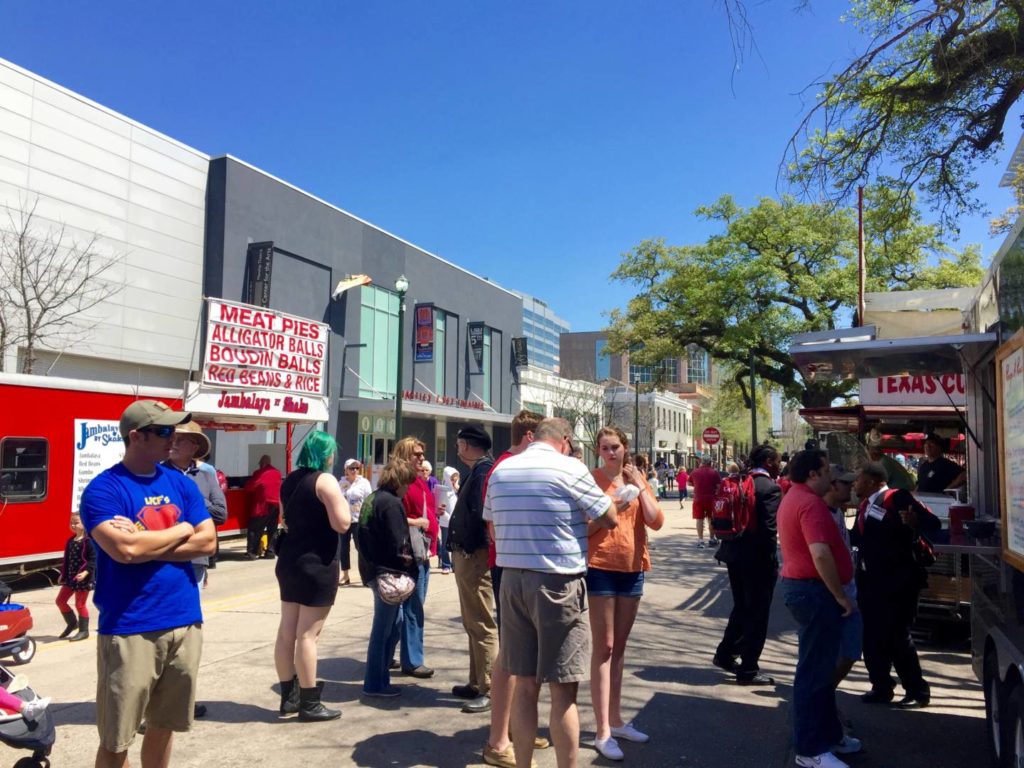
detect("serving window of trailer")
[0,437,48,501]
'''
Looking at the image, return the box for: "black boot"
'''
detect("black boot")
[297,686,340,722]
[58,610,77,639]
[69,615,89,642]
[279,676,300,715]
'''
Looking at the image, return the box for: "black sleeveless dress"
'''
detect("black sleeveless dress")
[275,469,340,606]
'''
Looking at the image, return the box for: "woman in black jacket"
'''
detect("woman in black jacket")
[359,459,419,697]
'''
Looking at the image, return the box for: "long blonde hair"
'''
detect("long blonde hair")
[392,436,426,463]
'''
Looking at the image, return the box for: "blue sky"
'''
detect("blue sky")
[2,1,1019,332]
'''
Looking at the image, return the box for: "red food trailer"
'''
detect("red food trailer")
[0,373,186,573]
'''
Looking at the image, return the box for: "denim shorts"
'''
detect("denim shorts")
[839,609,863,662]
[585,567,644,598]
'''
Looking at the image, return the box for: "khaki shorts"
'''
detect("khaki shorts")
[96,623,203,753]
[499,569,589,683]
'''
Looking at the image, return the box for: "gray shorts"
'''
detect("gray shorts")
[96,623,203,752]
[499,568,590,684]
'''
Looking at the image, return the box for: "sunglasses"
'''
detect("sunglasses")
[141,425,175,438]
[565,437,576,454]
[412,451,425,458]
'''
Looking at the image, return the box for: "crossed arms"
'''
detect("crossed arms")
[91,516,216,564]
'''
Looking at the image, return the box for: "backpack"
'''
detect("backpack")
[710,473,757,540]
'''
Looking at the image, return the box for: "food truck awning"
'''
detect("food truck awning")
[790,326,997,382]
[799,404,961,433]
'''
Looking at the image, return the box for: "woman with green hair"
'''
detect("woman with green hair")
[273,430,351,721]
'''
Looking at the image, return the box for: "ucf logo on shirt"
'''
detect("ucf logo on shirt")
[135,494,183,531]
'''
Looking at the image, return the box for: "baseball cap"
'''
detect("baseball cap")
[457,423,492,451]
[830,464,856,483]
[120,400,191,439]
[344,458,362,471]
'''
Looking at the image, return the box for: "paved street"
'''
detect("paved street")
[2,504,984,768]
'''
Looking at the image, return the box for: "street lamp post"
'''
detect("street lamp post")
[394,275,409,439]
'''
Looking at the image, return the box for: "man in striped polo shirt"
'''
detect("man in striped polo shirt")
[484,417,618,768]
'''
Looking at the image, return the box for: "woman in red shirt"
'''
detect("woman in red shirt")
[390,437,438,678]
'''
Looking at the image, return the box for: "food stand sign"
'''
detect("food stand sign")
[702,427,721,445]
[860,374,966,406]
[72,420,124,513]
[998,330,1024,572]
[190,298,331,424]
[202,298,328,396]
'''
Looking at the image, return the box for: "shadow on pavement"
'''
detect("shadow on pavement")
[351,726,487,768]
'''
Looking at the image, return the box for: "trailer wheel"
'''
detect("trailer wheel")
[986,654,1006,767]
[1005,683,1024,768]
[11,637,35,664]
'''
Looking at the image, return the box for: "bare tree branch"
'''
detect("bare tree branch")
[0,198,124,373]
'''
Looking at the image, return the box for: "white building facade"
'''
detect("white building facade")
[0,58,208,385]
[604,384,696,467]
[519,365,604,465]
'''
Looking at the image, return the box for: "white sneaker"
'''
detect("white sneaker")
[611,722,649,743]
[592,736,624,761]
[831,735,862,754]
[20,697,51,721]
[697,541,706,549]
[795,752,849,768]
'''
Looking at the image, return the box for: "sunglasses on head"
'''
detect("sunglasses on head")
[141,425,175,438]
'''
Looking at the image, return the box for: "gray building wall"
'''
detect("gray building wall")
[203,156,521,475]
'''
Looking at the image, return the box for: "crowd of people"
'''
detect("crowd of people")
[62,397,951,768]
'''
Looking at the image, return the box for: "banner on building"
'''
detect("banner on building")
[414,303,434,362]
[512,337,529,367]
[468,322,486,372]
[202,298,329,398]
[245,242,274,308]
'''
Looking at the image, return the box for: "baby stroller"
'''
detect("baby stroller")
[0,584,35,665]
[0,662,54,767]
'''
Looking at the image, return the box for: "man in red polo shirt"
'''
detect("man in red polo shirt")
[689,457,720,548]
[778,449,860,768]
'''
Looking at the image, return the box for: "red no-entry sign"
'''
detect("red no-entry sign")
[702,427,721,445]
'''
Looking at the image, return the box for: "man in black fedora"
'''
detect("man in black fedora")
[448,423,497,714]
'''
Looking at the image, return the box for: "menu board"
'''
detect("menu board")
[72,419,124,514]
[998,330,1024,571]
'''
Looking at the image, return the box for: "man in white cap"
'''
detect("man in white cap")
[80,400,216,768]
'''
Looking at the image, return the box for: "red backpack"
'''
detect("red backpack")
[710,473,757,540]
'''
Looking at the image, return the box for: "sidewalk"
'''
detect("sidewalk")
[1,499,984,767]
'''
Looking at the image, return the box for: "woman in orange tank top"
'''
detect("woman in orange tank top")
[586,426,665,760]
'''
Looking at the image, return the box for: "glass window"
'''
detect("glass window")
[435,311,446,396]
[688,347,709,384]
[359,286,399,399]
[0,438,48,501]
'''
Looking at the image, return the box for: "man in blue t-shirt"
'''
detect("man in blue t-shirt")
[79,400,215,768]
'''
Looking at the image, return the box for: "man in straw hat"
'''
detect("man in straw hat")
[79,400,216,768]
[164,421,228,587]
